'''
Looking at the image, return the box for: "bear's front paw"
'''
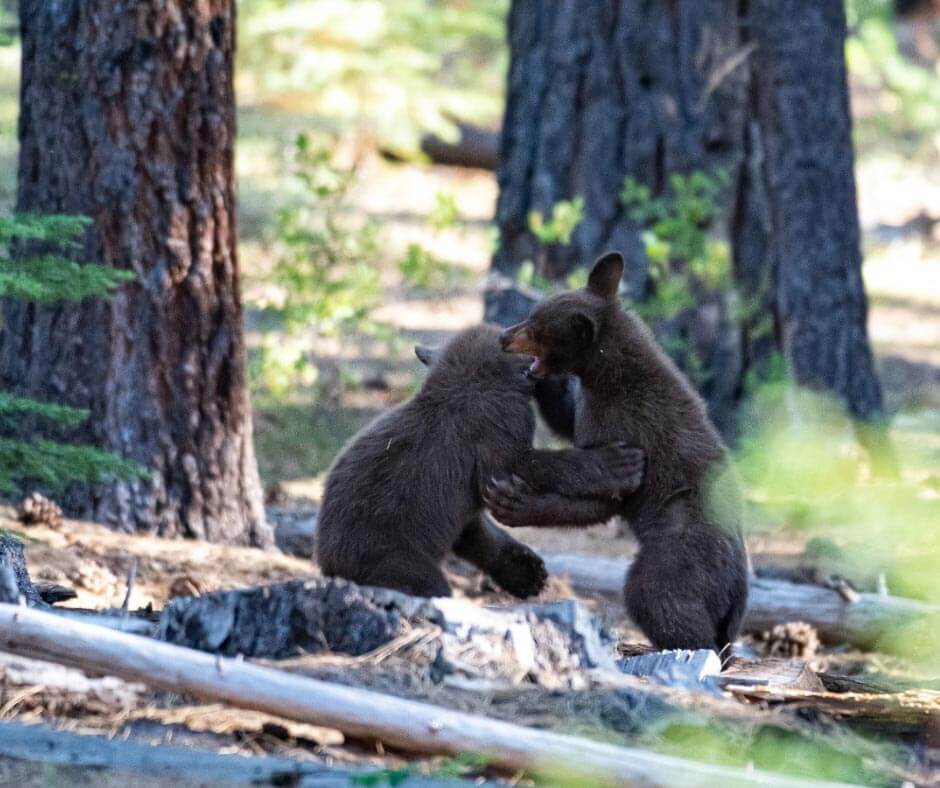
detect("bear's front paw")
[489,541,547,599]
[483,475,540,527]
[604,443,645,496]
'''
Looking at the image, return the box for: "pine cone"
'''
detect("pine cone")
[168,575,206,600]
[16,492,64,527]
[758,621,820,659]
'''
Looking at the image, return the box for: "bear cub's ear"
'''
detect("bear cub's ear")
[414,345,438,366]
[586,251,624,300]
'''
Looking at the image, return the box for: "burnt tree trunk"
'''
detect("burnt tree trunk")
[0,1,271,545]
[738,1,892,453]
[486,0,749,435]
[489,0,747,299]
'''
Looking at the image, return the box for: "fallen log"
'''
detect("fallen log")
[726,685,940,736]
[419,122,499,170]
[542,553,940,649]
[0,603,854,787]
[719,658,826,692]
[0,720,453,787]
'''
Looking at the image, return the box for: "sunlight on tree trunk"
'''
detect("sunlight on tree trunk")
[0,0,271,544]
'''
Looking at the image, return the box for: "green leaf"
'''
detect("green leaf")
[0,393,89,427]
[0,438,148,494]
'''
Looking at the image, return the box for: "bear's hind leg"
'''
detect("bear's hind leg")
[361,550,452,598]
[453,515,547,599]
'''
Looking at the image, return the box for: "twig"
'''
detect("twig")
[120,559,138,616]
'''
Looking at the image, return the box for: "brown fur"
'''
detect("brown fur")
[487,253,749,652]
[317,323,645,598]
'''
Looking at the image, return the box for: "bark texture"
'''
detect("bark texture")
[0,534,42,606]
[741,1,888,424]
[1,1,271,545]
[488,0,747,313]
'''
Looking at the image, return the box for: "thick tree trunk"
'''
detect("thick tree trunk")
[486,0,749,434]
[488,0,747,308]
[0,1,271,545]
[740,1,889,429]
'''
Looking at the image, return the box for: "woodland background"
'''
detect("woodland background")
[0,1,939,785]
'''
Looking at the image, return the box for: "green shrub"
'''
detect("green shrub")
[253,134,385,395]
[0,213,146,493]
[620,170,731,320]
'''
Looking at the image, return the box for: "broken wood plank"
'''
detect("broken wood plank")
[0,603,855,787]
[618,649,722,691]
[719,658,826,692]
[542,552,940,649]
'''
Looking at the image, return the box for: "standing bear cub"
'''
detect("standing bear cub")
[317,323,645,598]
[487,253,748,652]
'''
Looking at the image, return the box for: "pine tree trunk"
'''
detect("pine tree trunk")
[740,0,888,427]
[486,0,750,435]
[0,0,271,545]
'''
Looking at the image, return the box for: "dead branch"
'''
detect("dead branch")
[727,684,940,735]
[419,122,499,170]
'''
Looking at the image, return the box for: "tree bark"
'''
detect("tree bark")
[738,1,891,440]
[487,0,748,313]
[0,1,271,545]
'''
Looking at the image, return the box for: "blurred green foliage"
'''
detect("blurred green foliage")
[252,133,382,395]
[621,170,732,322]
[846,0,940,158]
[643,717,891,786]
[349,753,487,786]
[514,196,587,291]
[238,0,508,153]
[398,192,470,291]
[738,381,940,662]
[399,242,463,291]
[528,196,585,247]
[515,258,588,293]
[428,191,460,232]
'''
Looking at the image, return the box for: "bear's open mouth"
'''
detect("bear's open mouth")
[526,357,547,379]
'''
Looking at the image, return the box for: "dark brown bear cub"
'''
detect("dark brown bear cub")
[488,254,748,652]
[317,323,645,598]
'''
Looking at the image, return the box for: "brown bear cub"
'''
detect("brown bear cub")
[487,253,748,653]
[317,323,645,598]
